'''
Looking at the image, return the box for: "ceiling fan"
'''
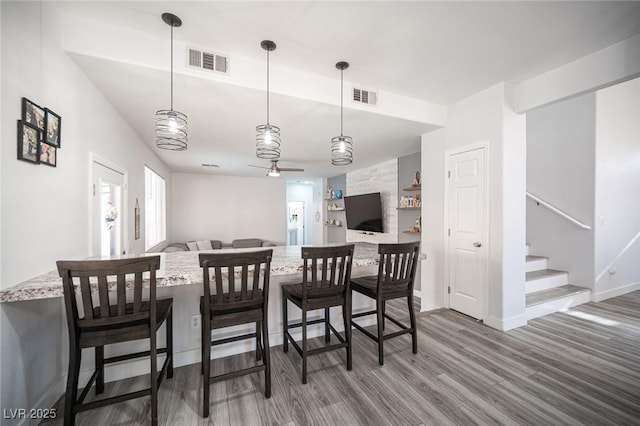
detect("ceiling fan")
[248,160,305,177]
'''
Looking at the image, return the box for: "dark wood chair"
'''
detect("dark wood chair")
[199,249,273,418]
[57,256,173,426]
[350,242,420,365]
[282,244,355,384]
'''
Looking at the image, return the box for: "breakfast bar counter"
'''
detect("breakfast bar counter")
[0,243,381,368]
[0,242,380,303]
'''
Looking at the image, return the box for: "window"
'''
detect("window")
[145,166,166,250]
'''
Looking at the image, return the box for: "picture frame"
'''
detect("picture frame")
[17,120,41,164]
[44,108,61,148]
[21,97,45,131]
[39,142,57,167]
[134,198,141,240]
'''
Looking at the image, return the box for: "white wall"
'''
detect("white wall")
[1,2,171,421]
[421,83,527,330]
[593,78,640,300]
[346,158,399,244]
[172,173,286,244]
[526,93,596,287]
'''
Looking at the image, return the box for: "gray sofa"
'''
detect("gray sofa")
[162,238,277,252]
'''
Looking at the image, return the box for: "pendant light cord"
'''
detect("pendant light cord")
[340,68,344,136]
[266,49,270,125]
[170,24,174,111]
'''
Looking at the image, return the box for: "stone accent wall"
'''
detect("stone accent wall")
[346,158,399,244]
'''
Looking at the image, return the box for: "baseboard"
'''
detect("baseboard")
[592,281,640,303]
[413,289,421,298]
[16,378,65,426]
[484,314,527,331]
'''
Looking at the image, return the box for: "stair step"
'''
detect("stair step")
[526,269,568,293]
[526,285,591,320]
[525,255,548,273]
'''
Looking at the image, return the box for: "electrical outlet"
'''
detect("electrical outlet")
[191,314,201,330]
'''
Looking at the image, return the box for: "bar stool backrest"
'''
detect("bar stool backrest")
[376,242,420,292]
[301,244,355,301]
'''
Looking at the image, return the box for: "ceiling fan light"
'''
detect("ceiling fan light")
[267,169,280,177]
[331,135,353,165]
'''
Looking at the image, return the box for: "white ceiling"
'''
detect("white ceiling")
[62,1,640,179]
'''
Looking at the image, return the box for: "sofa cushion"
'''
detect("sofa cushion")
[162,243,188,252]
[210,240,223,249]
[186,241,199,251]
[232,238,264,248]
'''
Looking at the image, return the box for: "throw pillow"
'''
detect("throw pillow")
[186,241,198,251]
[197,240,213,250]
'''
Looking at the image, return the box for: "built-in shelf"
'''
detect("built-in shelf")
[403,230,421,234]
[327,208,345,212]
[324,198,343,201]
[325,223,343,227]
[397,207,420,210]
[403,186,421,191]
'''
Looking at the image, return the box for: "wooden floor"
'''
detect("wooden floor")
[43,291,640,425]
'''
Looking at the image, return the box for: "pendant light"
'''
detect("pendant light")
[155,13,188,151]
[256,40,281,160]
[331,61,353,165]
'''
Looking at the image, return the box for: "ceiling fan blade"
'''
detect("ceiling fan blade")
[279,167,305,172]
[248,164,270,170]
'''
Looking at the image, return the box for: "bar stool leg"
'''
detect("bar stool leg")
[302,308,308,384]
[95,345,104,395]
[65,344,81,426]
[342,297,352,371]
[256,321,262,361]
[324,307,330,342]
[262,314,271,398]
[150,329,158,426]
[203,318,211,418]
[282,290,289,353]
[167,310,174,378]
[376,299,385,366]
[408,294,417,354]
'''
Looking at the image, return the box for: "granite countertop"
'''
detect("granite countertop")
[0,243,379,303]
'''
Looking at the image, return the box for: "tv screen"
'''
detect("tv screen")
[344,192,384,233]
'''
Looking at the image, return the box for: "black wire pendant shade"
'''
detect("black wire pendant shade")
[331,61,353,165]
[256,40,281,160]
[156,13,188,151]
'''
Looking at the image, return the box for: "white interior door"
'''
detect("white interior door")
[447,146,486,320]
[92,161,126,257]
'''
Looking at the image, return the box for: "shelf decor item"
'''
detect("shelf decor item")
[256,40,281,160]
[334,189,343,199]
[17,120,41,164]
[155,13,188,151]
[331,61,353,165]
[412,171,421,187]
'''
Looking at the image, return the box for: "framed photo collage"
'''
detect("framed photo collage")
[17,97,61,167]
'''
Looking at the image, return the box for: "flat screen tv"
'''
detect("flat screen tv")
[344,192,384,233]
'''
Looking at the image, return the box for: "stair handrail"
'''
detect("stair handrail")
[526,192,592,230]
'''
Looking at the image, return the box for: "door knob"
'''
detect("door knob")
[473,242,482,248]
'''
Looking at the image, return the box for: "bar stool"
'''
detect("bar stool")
[57,256,173,426]
[199,249,273,418]
[350,242,419,365]
[281,244,354,384]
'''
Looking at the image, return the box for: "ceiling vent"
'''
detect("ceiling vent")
[187,47,229,74]
[201,163,220,168]
[353,87,377,106]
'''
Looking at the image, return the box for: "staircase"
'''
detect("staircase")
[525,245,591,320]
